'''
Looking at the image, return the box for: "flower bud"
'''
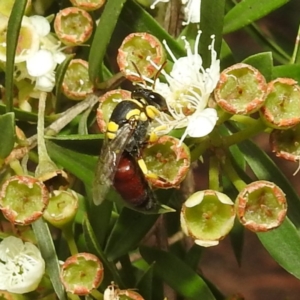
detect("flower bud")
[235,180,287,232]
[0,176,49,225]
[214,63,267,115]
[60,253,103,295]
[180,190,235,247]
[62,59,94,100]
[54,7,93,45]
[270,125,300,162]
[70,0,106,11]
[142,135,190,188]
[260,78,300,129]
[96,89,131,132]
[117,32,166,82]
[43,190,78,228]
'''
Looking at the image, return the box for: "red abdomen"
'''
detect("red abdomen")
[113,152,155,209]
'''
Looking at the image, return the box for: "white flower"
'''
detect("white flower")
[150,0,201,25]
[0,236,45,294]
[26,49,65,92]
[147,31,220,144]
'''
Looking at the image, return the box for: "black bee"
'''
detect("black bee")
[93,88,167,210]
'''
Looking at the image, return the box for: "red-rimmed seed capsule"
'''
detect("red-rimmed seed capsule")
[69,0,106,11]
[142,135,190,189]
[260,78,300,129]
[117,32,165,82]
[0,175,49,225]
[54,7,93,46]
[60,253,103,296]
[214,63,267,115]
[270,125,300,162]
[235,180,287,232]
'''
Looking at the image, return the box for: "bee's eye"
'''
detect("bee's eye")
[148,92,167,110]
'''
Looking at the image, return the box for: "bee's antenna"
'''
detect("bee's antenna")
[153,61,167,90]
[131,61,147,89]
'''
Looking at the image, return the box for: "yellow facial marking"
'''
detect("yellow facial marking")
[146,105,160,119]
[140,112,148,122]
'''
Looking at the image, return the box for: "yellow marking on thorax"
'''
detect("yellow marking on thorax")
[128,99,144,108]
[107,132,117,140]
[107,121,119,133]
[126,108,141,121]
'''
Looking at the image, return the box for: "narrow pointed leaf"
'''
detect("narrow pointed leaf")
[89,0,127,84]
[104,208,159,261]
[257,217,300,279]
[5,0,28,112]
[0,112,15,159]
[199,0,225,68]
[32,218,67,300]
[140,246,216,300]
[224,0,289,34]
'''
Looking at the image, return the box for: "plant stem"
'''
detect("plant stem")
[209,155,220,191]
[221,154,246,192]
[223,118,266,147]
[62,223,78,256]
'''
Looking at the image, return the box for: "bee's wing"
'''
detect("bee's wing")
[93,124,133,205]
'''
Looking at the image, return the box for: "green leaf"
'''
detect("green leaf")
[242,52,273,81]
[89,0,128,84]
[104,208,159,261]
[223,0,289,34]
[0,104,42,123]
[136,264,155,300]
[32,218,67,300]
[55,54,74,107]
[5,0,28,112]
[46,140,97,188]
[0,112,15,159]
[83,216,119,287]
[140,246,216,300]
[199,0,225,68]
[273,65,300,82]
[257,217,300,279]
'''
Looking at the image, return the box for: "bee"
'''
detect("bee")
[93,87,167,210]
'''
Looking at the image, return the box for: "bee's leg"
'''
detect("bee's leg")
[137,157,166,182]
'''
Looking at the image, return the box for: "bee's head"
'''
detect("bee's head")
[131,88,168,111]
